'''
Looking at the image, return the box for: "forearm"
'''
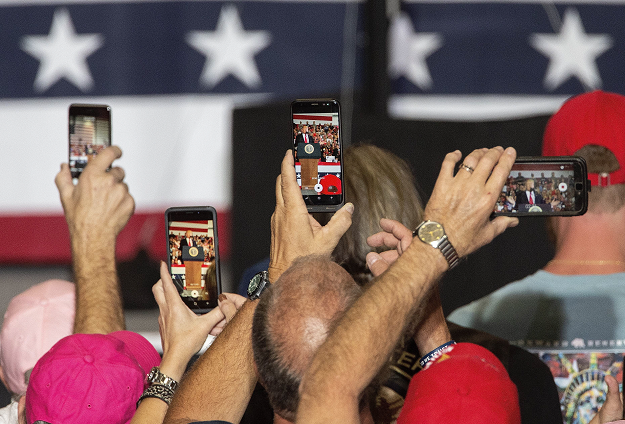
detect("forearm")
[72,234,125,334]
[164,300,258,424]
[298,242,447,423]
[131,351,191,424]
[412,289,451,355]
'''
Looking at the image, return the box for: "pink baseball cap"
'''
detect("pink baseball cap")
[397,343,520,424]
[542,90,625,186]
[0,279,75,395]
[25,331,161,424]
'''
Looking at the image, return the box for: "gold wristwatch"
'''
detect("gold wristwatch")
[413,220,460,270]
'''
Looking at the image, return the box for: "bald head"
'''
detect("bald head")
[252,255,362,421]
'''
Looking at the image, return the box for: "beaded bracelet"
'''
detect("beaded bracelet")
[419,340,457,368]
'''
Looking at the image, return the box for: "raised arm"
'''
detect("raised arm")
[164,150,353,424]
[297,147,518,424]
[55,146,134,334]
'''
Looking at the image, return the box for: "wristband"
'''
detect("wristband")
[419,340,457,368]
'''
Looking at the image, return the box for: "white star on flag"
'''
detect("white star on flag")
[388,12,443,90]
[530,8,612,91]
[20,8,104,92]
[186,5,271,89]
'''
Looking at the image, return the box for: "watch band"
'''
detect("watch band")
[146,366,178,392]
[436,235,460,270]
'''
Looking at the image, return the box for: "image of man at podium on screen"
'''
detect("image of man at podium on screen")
[295,126,322,195]
[180,230,204,296]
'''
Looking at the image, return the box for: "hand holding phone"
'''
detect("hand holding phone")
[69,104,111,183]
[291,99,344,212]
[165,206,222,313]
[492,156,589,216]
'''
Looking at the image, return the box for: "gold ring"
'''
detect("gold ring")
[459,163,474,174]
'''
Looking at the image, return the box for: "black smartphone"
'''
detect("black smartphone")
[165,206,222,313]
[291,99,344,212]
[493,156,589,216]
[69,104,111,182]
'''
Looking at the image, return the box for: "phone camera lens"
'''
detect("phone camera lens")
[575,182,583,191]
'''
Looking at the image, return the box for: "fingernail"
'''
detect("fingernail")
[218,294,227,303]
[285,150,291,157]
[345,202,354,214]
[505,147,515,156]
[366,253,379,267]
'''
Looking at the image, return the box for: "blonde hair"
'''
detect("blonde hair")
[317,144,424,285]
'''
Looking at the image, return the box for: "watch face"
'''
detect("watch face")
[418,221,445,243]
[248,274,261,296]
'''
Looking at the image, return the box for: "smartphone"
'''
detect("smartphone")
[165,206,222,313]
[291,99,344,212]
[69,104,111,182]
[493,156,589,216]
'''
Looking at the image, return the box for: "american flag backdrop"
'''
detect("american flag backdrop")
[0,0,361,263]
[1,0,625,264]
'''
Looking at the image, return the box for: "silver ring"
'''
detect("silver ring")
[459,163,474,174]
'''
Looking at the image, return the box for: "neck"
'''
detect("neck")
[545,211,625,275]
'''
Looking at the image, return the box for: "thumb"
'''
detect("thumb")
[218,294,239,323]
[320,202,354,251]
[591,375,623,424]
[366,252,390,277]
[55,163,74,205]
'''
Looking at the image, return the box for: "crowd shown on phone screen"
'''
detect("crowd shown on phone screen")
[1,90,625,424]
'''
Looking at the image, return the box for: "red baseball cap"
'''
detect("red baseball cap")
[542,90,625,186]
[25,331,160,424]
[397,343,520,424]
[319,174,342,195]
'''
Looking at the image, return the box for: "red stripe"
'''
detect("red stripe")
[0,210,231,264]
[292,114,333,121]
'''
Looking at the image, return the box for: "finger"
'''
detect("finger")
[458,148,488,171]
[108,166,126,182]
[367,232,401,249]
[366,252,390,277]
[471,146,504,182]
[489,216,519,240]
[485,147,517,193]
[198,306,226,330]
[599,375,623,423]
[159,261,181,304]
[85,146,122,173]
[280,150,304,209]
[218,295,239,322]
[436,150,462,184]
[275,174,284,207]
[152,280,166,310]
[379,218,413,245]
[222,293,247,309]
[54,163,74,203]
[378,250,400,265]
[320,202,354,249]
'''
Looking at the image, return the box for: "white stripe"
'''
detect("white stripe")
[388,94,572,122]
[0,94,268,214]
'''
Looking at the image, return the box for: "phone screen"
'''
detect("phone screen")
[291,99,344,212]
[493,157,588,216]
[166,207,221,312]
[69,104,111,182]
